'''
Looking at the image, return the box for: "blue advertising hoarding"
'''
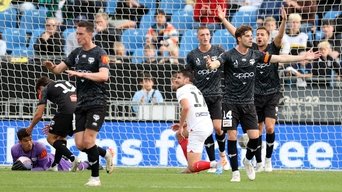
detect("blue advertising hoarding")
[1,120,341,170]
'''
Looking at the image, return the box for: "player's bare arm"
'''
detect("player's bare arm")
[43,61,68,74]
[273,6,287,47]
[26,104,46,134]
[178,98,190,139]
[217,5,236,36]
[66,67,109,82]
[270,49,321,63]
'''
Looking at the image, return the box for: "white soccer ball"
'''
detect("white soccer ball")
[18,156,33,170]
[237,133,249,149]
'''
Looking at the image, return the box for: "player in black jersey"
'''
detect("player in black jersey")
[207,25,320,182]
[25,76,79,172]
[43,21,113,187]
[186,26,229,172]
[218,6,288,172]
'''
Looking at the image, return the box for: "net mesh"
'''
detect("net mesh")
[0,0,341,169]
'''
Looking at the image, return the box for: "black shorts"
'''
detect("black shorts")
[74,105,106,133]
[221,103,258,131]
[49,113,75,137]
[255,92,282,123]
[204,96,222,120]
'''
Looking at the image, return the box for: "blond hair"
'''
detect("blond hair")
[288,13,302,22]
[95,12,109,21]
[264,17,276,25]
[317,41,331,49]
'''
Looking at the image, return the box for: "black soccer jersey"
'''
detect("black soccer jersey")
[186,45,225,97]
[218,48,271,104]
[252,42,281,95]
[64,46,110,107]
[38,81,76,114]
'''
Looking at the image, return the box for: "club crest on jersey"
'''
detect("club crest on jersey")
[194,58,199,65]
[88,57,95,64]
[93,114,100,122]
[233,60,238,68]
[249,59,255,65]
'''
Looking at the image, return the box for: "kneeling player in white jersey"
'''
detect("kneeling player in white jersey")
[172,69,222,174]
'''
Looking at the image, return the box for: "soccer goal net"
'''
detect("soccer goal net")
[0,0,341,170]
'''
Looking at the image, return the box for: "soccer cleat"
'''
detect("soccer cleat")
[215,161,223,175]
[105,148,115,174]
[265,158,273,172]
[243,158,256,181]
[71,157,81,172]
[85,177,101,187]
[47,165,58,172]
[255,162,264,172]
[207,167,217,173]
[220,153,231,171]
[230,170,241,182]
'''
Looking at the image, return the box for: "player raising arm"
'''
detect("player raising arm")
[43,21,113,187]
[206,25,320,182]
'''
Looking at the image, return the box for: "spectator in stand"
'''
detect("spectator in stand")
[71,0,106,21]
[94,13,120,55]
[111,42,131,64]
[34,17,65,56]
[40,0,74,28]
[313,20,341,60]
[312,41,342,80]
[65,15,87,56]
[193,0,226,30]
[316,0,340,28]
[111,0,148,29]
[284,0,317,32]
[281,13,312,55]
[131,72,164,113]
[257,0,283,22]
[184,0,195,12]
[12,0,37,12]
[0,33,6,56]
[145,9,179,64]
[142,44,158,64]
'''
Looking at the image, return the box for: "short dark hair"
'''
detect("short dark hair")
[155,9,166,17]
[178,69,194,83]
[139,72,154,83]
[35,76,53,92]
[322,19,336,26]
[256,26,270,36]
[17,128,31,141]
[235,25,253,44]
[197,26,209,33]
[77,20,94,33]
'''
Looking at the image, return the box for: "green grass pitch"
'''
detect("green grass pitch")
[0,167,341,192]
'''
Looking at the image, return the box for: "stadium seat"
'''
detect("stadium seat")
[2,28,27,51]
[179,29,199,58]
[105,0,117,15]
[121,28,147,54]
[19,8,47,33]
[0,7,17,32]
[211,29,235,51]
[139,0,156,10]
[28,28,45,50]
[62,28,76,40]
[159,0,184,15]
[323,10,342,20]
[170,10,194,35]
[139,9,155,29]
[231,10,257,28]
[131,48,145,64]
[11,48,34,57]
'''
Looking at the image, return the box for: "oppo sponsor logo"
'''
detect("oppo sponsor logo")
[233,72,255,79]
[256,63,271,69]
[197,69,218,75]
